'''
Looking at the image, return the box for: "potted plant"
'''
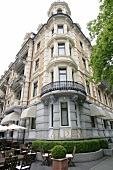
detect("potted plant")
[51,145,68,170]
[9,152,13,157]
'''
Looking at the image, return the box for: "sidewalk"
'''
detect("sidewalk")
[30,155,113,170]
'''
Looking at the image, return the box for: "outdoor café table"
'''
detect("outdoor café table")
[0,155,24,165]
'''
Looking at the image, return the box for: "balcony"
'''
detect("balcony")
[97,80,109,89]
[13,58,26,72]
[41,81,87,102]
[0,80,8,92]
[10,76,25,91]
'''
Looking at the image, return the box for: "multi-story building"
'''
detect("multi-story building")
[0,1,113,142]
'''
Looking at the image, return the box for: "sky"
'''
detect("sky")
[0,0,100,77]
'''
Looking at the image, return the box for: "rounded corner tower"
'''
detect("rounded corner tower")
[47,0,71,18]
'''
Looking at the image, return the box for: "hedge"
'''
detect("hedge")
[32,139,108,153]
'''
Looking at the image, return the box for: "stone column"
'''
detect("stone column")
[64,23,67,34]
[54,66,59,81]
[54,40,58,56]
[65,40,70,56]
[67,66,72,81]
[22,42,33,106]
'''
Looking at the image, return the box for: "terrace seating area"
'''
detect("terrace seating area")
[0,140,37,170]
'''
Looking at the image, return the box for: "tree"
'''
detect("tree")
[87,0,113,89]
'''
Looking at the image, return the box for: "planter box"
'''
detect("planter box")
[52,158,68,170]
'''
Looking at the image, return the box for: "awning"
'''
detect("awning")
[90,104,106,117]
[103,110,113,121]
[1,112,19,125]
[21,106,36,119]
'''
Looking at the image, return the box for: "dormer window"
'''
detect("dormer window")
[57,9,62,13]
[58,25,64,34]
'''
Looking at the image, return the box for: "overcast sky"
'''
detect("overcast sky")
[0,0,99,77]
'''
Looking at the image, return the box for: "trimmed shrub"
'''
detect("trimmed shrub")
[52,145,67,159]
[32,139,101,153]
[99,139,108,149]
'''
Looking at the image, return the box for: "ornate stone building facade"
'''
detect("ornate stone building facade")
[0,1,113,142]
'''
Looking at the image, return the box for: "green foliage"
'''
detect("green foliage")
[87,0,113,88]
[99,139,108,149]
[32,139,101,153]
[52,145,67,159]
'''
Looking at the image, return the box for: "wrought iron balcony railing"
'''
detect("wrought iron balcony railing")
[41,81,86,97]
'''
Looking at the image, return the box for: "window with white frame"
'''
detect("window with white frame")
[82,58,87,69]
[37,42,40,51]
[90,116,95,128]
[52,28,54,35]
[61,102,69,126]
[58,43,65,55]
[51,71,54,82]
[51,104,54,127]
[104,94,108,105]
[80,41,83,49]
[98,89,102,102]
[35,59,39,71]
[103,119,107,129]
[33,81,38,97]
[110,121,113,129]
[75,104,78,126]
[59,68,67,81]
[58,25,64,34]
[86,80,91,95]
[69,46,71,56]
[31,118,36,129]
[17,90,21,100]
[51,47,54,57]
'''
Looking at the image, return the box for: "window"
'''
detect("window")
[80,41,83,48]
[86,80,90,95]
[69,47,71,56]
[17,90,21,100]
[75,104,78,126]
[31,118,36,129]
[91,116,95,128]
[103,119,107,129]
[51,72,54,82]
[61,102,69,126]
[37,42,40,50]
[98,89,102,102]
[110,121,113,129]
[104,94,108,105]
[58,43,65,55]
[51,47,54,57]
[59,69,67,81]
[33,82,38,97]
[52,28,54,35]
[51,104,54,127]
[35,59,39,70]
[58,25,64,34]
[57,9,62,13]
[72,70,74,81]
[82,58,86,69]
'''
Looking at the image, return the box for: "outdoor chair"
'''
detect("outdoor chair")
[66,146,76,166]
[0,157,12,170]
[16,154,32,170]
[40,147,51,166]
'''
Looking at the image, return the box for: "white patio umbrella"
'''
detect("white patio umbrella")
[0,125,8,132]
[7,123,27,142]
